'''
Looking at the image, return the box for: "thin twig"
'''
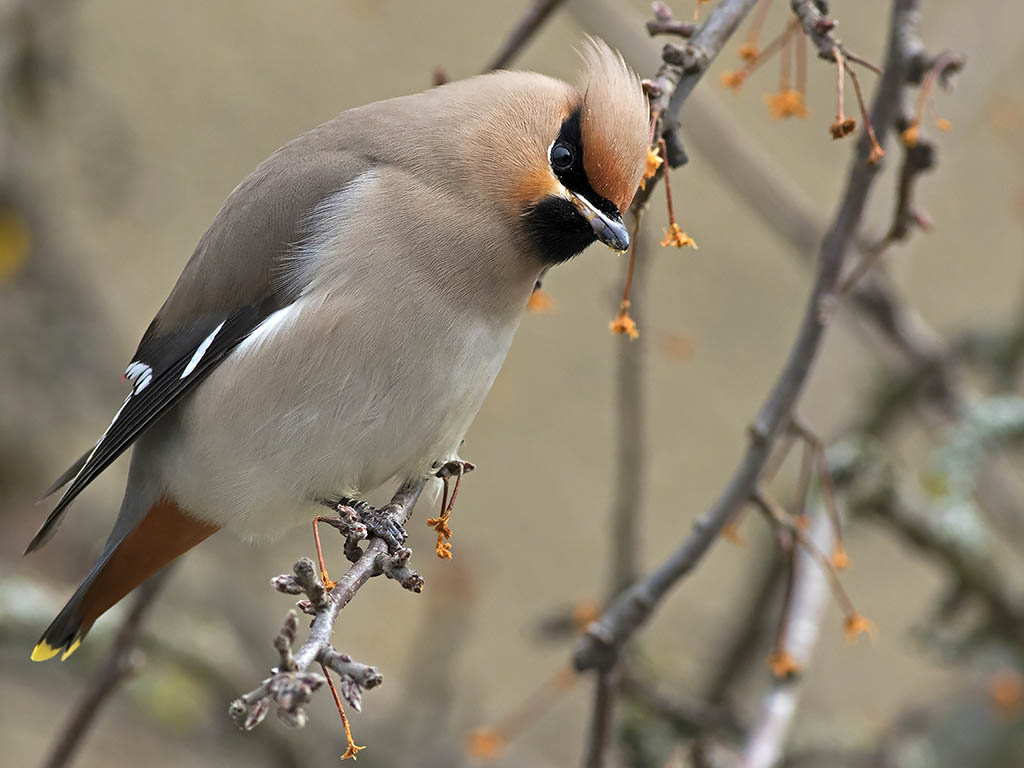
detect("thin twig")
[790,417,845,557]
[771,532,798,664]
[231,480,424,733]
[852,466,1024,649]
[300,481,426,668]
[743,0,775,52]
[469,666,578,755]
[663,0,763,119]
[573,0,912,673]
[779,20,792,90]
[584,219,652,766]
[320,662,364,760]
[610,227,650,595]
[622,666,741,737]
[646,2,697,38]
[579,4,765,755]
[741,511,834,768]
[576,0,968,428]
[743,21,800,79]
[582,668,619,768]
[703,551,787,705]
[41,572,170,768]
[790,0,880,75]
[483,0,568,72]
[834,45,847,121]
[752,491,858,620]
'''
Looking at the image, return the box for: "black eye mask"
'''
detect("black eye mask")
[522,107,628,265]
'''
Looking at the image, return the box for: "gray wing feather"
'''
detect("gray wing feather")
[30,130,373,552]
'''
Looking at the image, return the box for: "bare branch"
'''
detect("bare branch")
[582,668,619,768]
[577,0,764,750]
[41,572,169,768]
[231,480,425,734]
[790,0,883,74]
[741,512,834,768]
[579,0,968,425]
[620,666,741,737]
[837,132,935,293]
[646,2,697,38]
[661,0,763,124]
[609,228,651,597]
[582,219,653,767]
[851,462,1024,648]
[702,552,787,705]
[573,0,917,674]
[839,50,963,293]
[483,0,568,72]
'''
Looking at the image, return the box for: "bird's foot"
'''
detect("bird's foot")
[330,497,409,554]
[314,498,407,585]
[426,459,476,559]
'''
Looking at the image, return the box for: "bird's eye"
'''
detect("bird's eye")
[550,143,574,170]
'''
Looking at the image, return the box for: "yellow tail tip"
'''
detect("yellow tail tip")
[61,639,82,661]
[30,641,61,662]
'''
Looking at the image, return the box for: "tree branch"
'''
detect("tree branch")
[608,230,650,596]
[579,1,766,757]
[620,666,741,738]
[231,0,575,744]
[574,0,968,436]
[41,572,169,768]
[849,454,1024,650]
[702,551,787,706]
[573,0,914,673]
[661,0,761,123]
[582,667,619,768]
[483,0,568,72]
[581,226,653,767]
[740,511,834,768]
[790,0,883,74]
[230,480,425,732]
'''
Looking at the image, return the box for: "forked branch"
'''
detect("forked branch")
[230,480,426,751]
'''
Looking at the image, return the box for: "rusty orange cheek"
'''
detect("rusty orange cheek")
[514,166,562,207]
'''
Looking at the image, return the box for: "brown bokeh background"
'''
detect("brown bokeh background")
[2,1,1022,766]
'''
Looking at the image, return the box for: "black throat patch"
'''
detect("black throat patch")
[523,107,621,265]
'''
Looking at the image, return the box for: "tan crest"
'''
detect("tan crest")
[576,37,649,212]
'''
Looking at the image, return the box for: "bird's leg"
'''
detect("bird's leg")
[426,459,476,559]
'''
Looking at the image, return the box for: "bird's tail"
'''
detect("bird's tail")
[31,554,111,661]
[32,496,218,661]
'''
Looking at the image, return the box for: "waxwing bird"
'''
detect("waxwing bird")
[27,38,649,661]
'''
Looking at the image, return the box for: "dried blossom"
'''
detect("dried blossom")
[610,303,639,339]
[843,612,876,642]
[640,146,664,190]
[764,89,809,119]
[769,649,802,678]
[721,70,747,91]
[661,222,697,249]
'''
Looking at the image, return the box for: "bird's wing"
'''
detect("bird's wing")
[28,141,372,553]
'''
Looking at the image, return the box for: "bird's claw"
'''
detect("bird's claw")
[335,497,408,553]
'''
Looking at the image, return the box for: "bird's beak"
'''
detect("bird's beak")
[569,192,630,252]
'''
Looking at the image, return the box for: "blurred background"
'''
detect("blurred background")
[1,0,1022,766]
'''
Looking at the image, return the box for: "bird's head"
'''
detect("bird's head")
[507,38,649,264]
[409,38,648,268]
